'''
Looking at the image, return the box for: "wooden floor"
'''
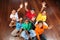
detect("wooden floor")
[0,0,60,40]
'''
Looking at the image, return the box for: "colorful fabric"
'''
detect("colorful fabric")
[35,22,48,40]
[22,22,32,31]
[36,13,46,22]
[10,12,18,21]
[16,22,22,31]
[26,10,36,20]
[20,30,36,40]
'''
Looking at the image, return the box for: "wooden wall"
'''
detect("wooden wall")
[0,0,44,22]
[0,0,60,40]
[0,0,60,23]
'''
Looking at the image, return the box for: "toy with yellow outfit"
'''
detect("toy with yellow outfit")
[35,11,47,25]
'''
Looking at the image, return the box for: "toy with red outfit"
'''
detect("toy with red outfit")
[35,21,53,40]
[25,2,36,20]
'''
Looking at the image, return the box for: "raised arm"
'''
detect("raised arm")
[40,2,46,12]
[25,2,29,11]
[48,25,53,29]
[43,22,53,30]
[17,4,23,12]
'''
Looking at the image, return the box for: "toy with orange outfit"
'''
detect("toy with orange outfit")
[35,21,53,40]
